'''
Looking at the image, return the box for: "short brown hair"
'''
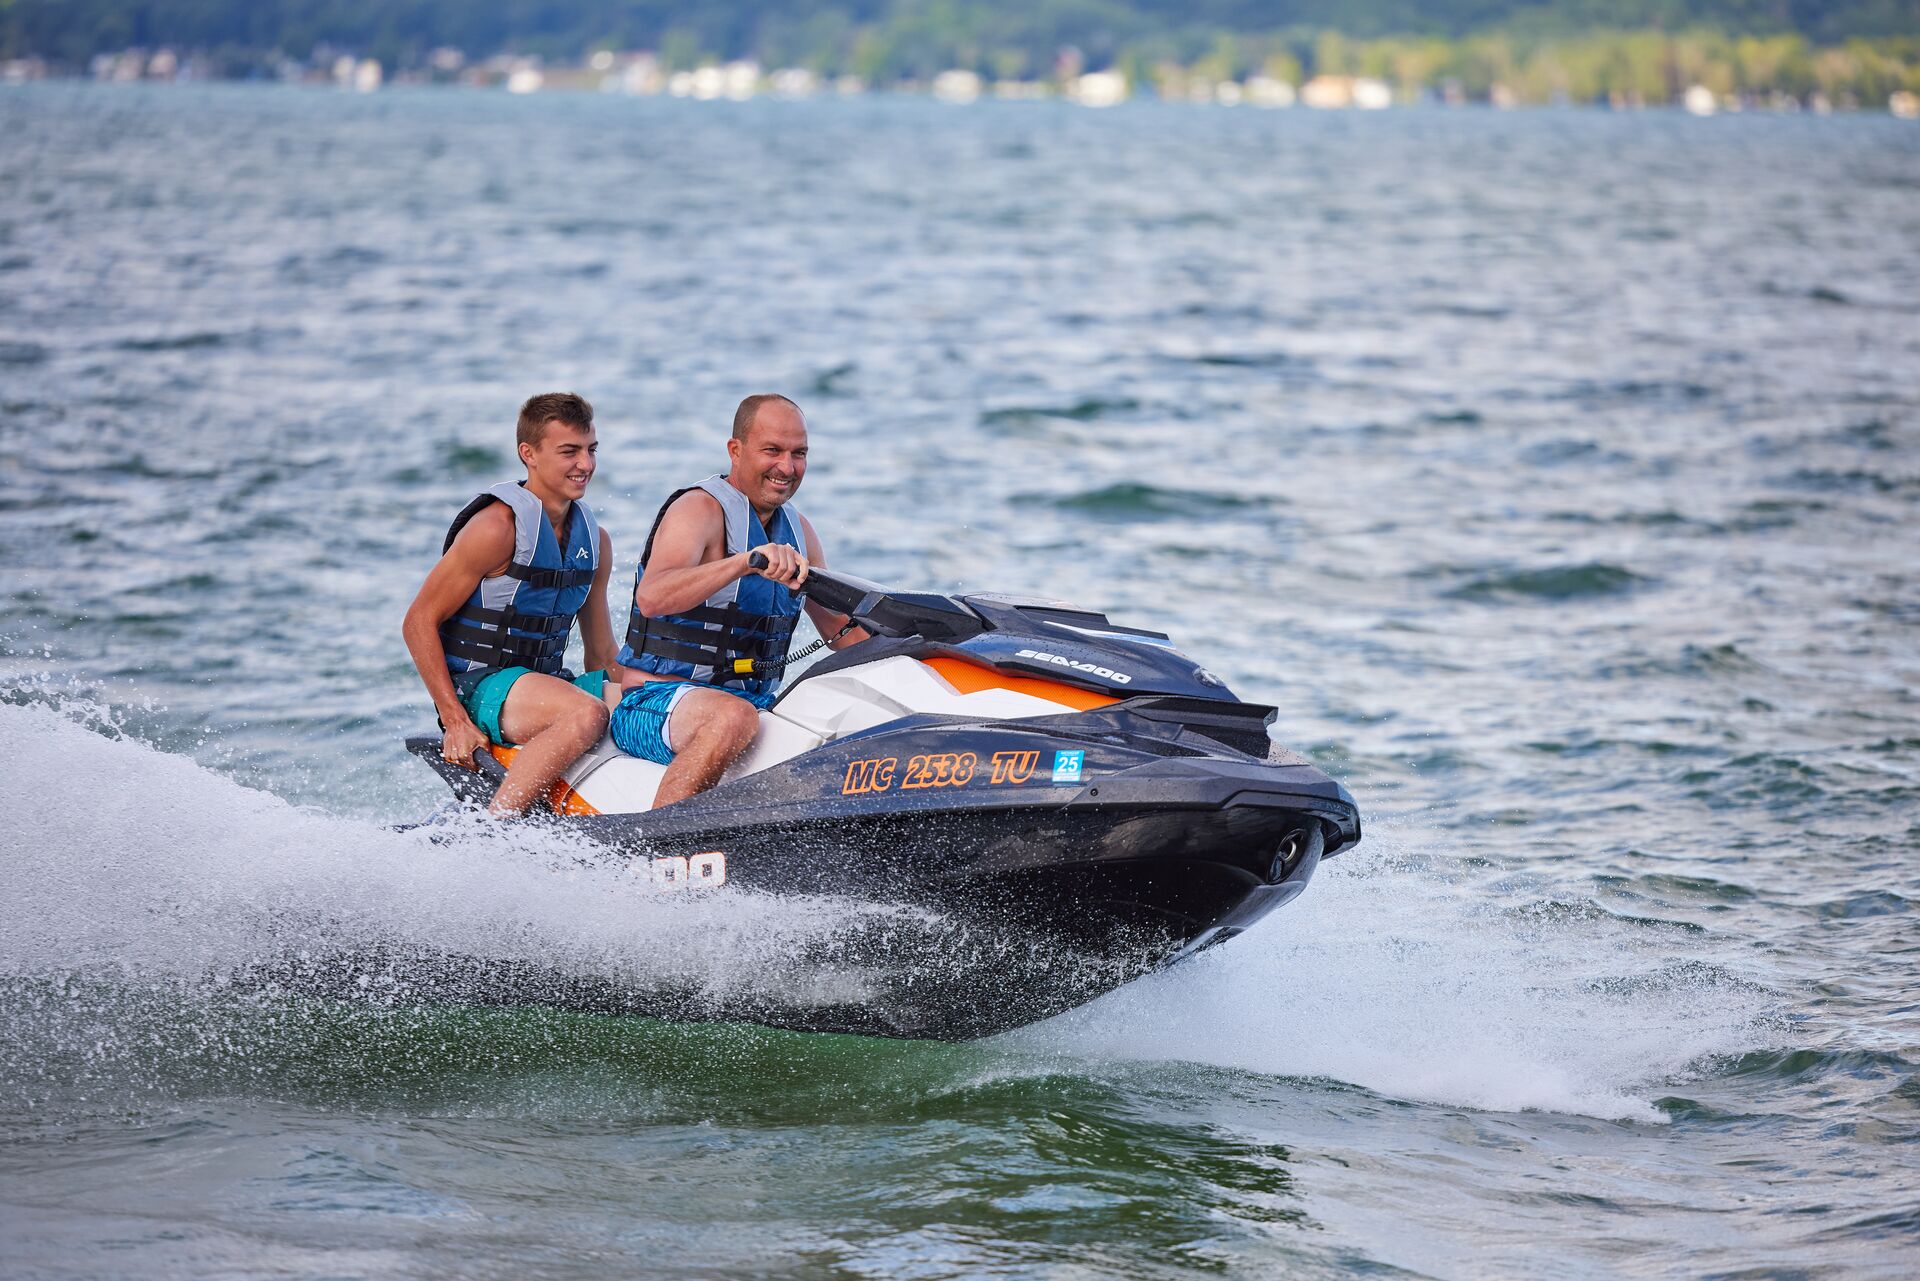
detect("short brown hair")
[517,392,593,449]
[732,393,799,441]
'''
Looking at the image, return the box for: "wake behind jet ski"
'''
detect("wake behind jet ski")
[408,558,1361,1039]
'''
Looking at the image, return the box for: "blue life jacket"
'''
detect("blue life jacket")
[439,481,600,677]
[618,474,804,703]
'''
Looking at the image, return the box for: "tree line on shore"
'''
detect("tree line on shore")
[4,1,1918,106]
[1207,29,1920,107]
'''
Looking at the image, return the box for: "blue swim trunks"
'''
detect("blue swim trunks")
[451,667,606,747]
[609,682,773,764]
[608,681,691,764]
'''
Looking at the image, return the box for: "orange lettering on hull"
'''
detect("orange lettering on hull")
[990,750,1039,784]
[900,752,978,789]
[843,756,898,795]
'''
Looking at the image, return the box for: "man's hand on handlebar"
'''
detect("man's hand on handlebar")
[746,544,808,590]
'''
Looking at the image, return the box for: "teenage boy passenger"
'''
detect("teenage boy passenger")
[402,392,621,817]
[608,394,866,806]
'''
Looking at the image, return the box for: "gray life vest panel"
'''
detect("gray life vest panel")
[439,481,601,676]
[617,474,804,696]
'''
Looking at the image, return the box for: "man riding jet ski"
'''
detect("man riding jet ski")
[409,553,1363,1039]
[603,392,868,807]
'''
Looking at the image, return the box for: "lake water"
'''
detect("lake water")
[1,83,1917,1279]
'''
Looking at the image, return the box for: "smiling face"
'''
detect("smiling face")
[519,419,597,504]
[727,400,808,517]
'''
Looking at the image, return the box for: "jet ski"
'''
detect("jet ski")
[407,561,1361,1039]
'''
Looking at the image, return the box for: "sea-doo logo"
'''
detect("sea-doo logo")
[1015,649,1133,684]
[633,850,728,891]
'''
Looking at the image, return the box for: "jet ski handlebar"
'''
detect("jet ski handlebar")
[747,551,983,642]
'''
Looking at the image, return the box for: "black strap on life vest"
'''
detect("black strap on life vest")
[624,485,801,685]
[440,606,575,673]
[625,605,801,684]
[437,493,592,676]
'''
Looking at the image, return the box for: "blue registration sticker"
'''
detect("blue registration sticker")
[1052,749,1085,784]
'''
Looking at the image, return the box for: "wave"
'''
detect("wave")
[810,361,858,396]
[111,326,302,354]
[1554,379,1715,403]
[1185,351,1306,369]
[113,331,234,352]
[1020,833,1778,1123]
[1024,482,1273,520]
[980,398,1140,427]
[1442,562,1648,602]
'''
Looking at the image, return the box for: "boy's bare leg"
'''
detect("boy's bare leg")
[490,673,611,817]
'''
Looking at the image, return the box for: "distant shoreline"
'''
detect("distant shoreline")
[5,72,1918,120]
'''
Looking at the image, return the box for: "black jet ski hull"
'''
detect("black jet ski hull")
[388,791,1327,1040]
[403,701,1356,1039]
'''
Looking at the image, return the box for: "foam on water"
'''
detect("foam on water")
[0,697,939,1037]
[1026,833,1777,1123]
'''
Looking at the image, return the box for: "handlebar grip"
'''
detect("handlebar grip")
[747,550,807,589]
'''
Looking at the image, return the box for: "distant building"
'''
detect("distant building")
[722,60,759,100]
[1300,75,1351,109]
[1245,76,1297,108]
[1071,70,1128,108]
[769,68,818,98]
[1352,77,1391,109]
[932,69,982,104]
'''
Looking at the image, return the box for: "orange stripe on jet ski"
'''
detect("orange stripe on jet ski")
[922,657,1120,711]
[485,744,602,816]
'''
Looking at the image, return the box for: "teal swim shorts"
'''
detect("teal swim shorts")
[451,667,606,747]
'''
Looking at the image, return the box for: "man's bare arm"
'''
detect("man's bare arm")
[631,491,806,617]
[401,504,514,766]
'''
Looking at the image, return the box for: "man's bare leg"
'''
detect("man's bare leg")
[653,689,760,808]
[490,673,611,817]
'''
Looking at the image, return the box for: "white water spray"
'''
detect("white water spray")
[1024,831,1775,1122]
[0,698,931,1012]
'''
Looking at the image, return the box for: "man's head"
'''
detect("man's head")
[516,392,597,503]
[726,393,807,515]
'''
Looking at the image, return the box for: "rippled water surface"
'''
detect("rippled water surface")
[2,84,1918,1279]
